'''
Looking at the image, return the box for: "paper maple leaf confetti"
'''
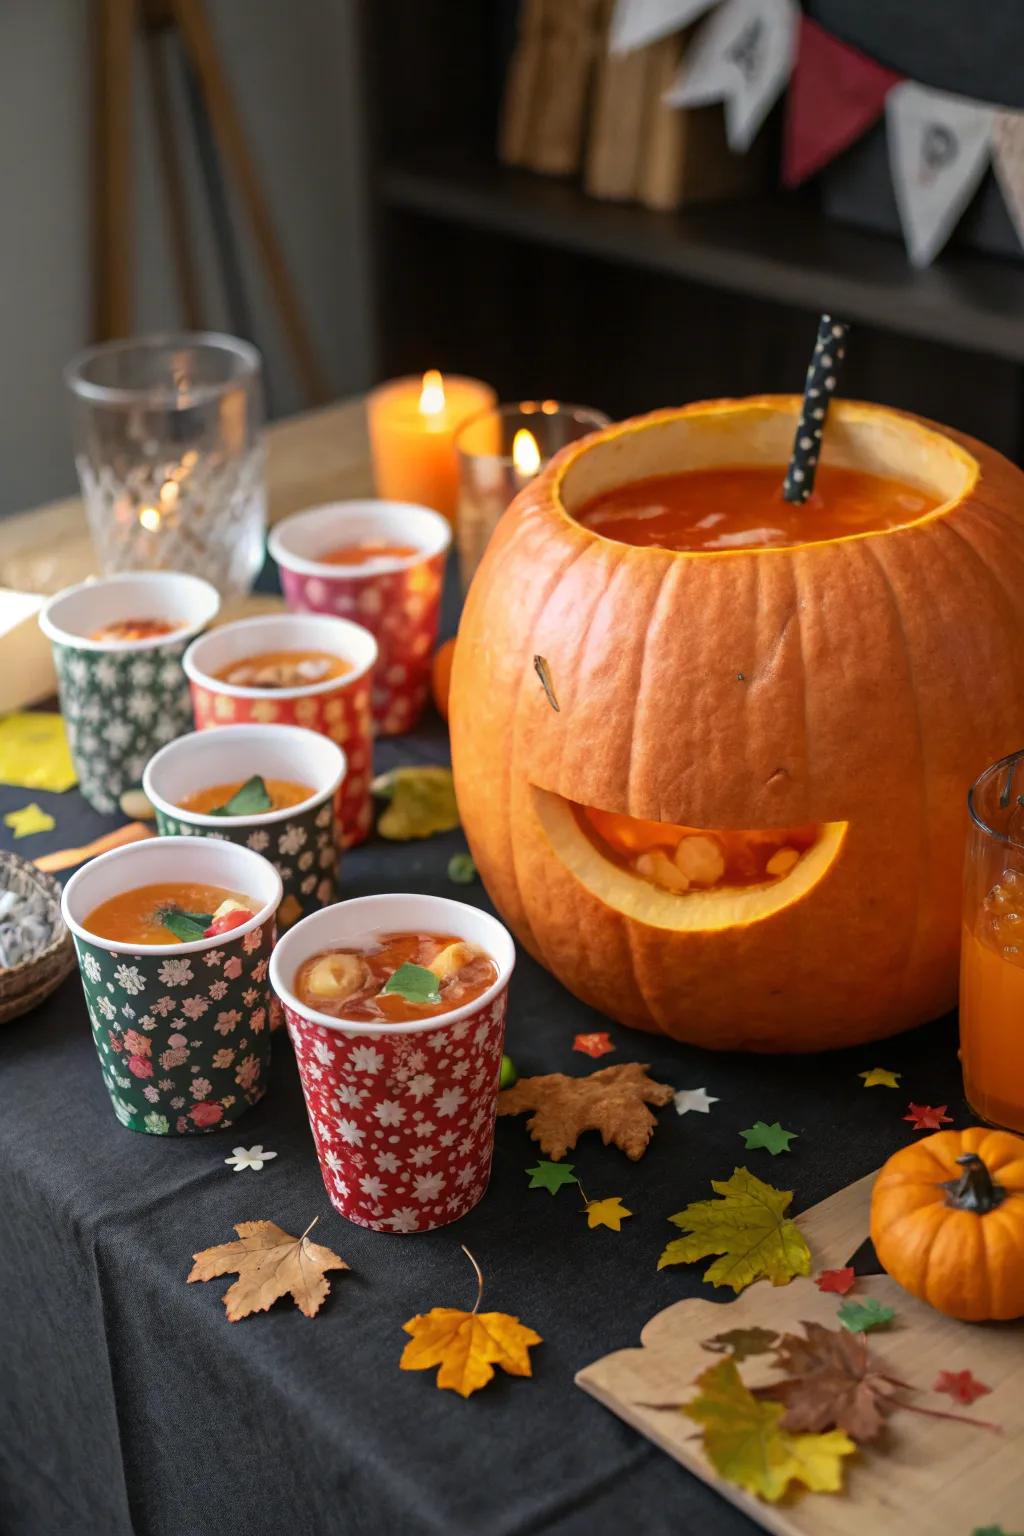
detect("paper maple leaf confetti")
[526,1160,578,1195]
[187,1219,348,1320]
[573,1031,614,1058]
[816,1267,856,1295]
[760,1321,910,1443]
[859,1067,901,1088]
[934,1369,992,1406]
[903,1102,953,1130]
[400,1247,541,1398]
[674,1086,718,1115]
[585,1196,631,1232]
[682,1358,855,1503]
[498,1062,674,1160]
[740,1121,797,1155]
[837,1297,895,1334]
[658,1167,811,1292]
[3,802,56,839]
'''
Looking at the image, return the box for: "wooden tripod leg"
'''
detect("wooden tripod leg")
[170,0,332,404]
[93,0,136,339]
[144,29,203,329]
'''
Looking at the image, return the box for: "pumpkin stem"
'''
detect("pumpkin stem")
[941,1153,1007,1213]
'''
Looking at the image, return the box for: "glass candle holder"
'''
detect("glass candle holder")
[65,332,266,600]
[455,401,609,590]
[961,749,1024,1132]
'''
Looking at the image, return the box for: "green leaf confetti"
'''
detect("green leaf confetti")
[837,1297,895,1334]
[447,852,477,885]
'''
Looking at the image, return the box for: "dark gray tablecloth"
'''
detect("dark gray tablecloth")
[0,575,967,1536]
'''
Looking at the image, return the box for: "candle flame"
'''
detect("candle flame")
[138,505,162,532]
[419,369,446,416]
[512,428,541,476]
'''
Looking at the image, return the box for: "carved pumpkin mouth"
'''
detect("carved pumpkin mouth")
[531,789,848,932]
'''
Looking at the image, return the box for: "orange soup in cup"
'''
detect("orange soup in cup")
[177,777,314,815]
[295,930,498,1024]
[84,882,257,945]
[90,618,182,642]
[215,649,352,689]
[319,541,420,566]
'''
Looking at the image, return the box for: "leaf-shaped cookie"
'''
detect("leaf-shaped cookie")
[658,1167,811,1291]
[498,1062,674,1160]
[187,1219,349,1320]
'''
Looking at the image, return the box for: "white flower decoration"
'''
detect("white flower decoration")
[385,1208,420,1234]
[83,953,102,983]
[158,957,194,988]
[434,1086,466,1118]
[113,963,145,995]
[412,1171,445,1203]
[277,824,307,856]
[246,829,270,852]
[349,1044,384,1075]
[224,1145,278,1173]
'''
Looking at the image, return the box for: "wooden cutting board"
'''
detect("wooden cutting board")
[576,1173,1024,1535]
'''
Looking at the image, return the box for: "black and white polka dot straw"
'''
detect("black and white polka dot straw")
[782,314,850,504]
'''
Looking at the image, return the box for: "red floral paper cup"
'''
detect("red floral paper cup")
[183,613,376,847]
[268,501,451,736]
[269,894,516,1233]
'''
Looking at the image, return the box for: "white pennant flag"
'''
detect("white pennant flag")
[886,82,995,268]
[609,0,720,55]
[662,0,798,154]
[992,110,1024,253]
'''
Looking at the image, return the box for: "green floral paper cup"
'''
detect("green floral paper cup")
[143,723,345,928]
[61,836,282,1136]
[39,571,220,814]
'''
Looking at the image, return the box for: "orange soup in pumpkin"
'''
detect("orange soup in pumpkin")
[216,649,351,689]
[295,930,498,1023]
[575,464,936,552]
[85,882,257,945]
[178,778,314,815]
[319,541,419,566]
[91,618,180,642]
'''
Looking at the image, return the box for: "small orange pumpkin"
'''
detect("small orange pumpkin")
[870,1126,1024,1321]
[431,637,456,722]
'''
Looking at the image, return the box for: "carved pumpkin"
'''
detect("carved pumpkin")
[870,1127,1024,1320]
[450,397,1024,1050]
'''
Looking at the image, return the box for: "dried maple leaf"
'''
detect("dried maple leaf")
[934,1369,992,1406]
[497,1062,674,1160]
[758,1320,910,1443]
[683,1358,855,1503]
[658,1167,811,1291]
[188,1218,348,1321]
[400,1247,541,1397]
[702,1326,779,1362]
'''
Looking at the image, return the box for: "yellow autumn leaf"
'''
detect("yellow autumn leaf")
[585,1196,632,1232]
[658,1166,811,1291]
[400,1307,542,1397]
[682,1358,855,1503]
[372,766,460,841]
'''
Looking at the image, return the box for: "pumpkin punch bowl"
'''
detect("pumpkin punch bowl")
[450,396,1024,1051]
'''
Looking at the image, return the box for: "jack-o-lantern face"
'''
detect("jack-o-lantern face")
[450,397,1024,1052]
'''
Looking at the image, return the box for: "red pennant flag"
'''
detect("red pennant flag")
[783,17,903,189]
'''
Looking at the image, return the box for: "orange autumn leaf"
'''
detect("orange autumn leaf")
[187,1218,349,1320]
[400,1246,542,1397]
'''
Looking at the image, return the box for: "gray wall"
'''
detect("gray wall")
[0,0,373,517]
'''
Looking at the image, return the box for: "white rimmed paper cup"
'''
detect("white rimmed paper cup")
[39,571,221,813]
[61,836,282,1136]
[269,501,451,735]
[183,612,376,847]
[143,723,345,925]
[270,893,515,1232]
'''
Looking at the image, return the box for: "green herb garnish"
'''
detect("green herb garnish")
[381,962,442,1006]
[209,775,273,818]
[157,908,214,944]
[447,852,477,885]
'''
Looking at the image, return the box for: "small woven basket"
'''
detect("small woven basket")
[0,851,76,1025]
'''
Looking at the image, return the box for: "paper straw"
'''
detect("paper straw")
[782,315,849,504]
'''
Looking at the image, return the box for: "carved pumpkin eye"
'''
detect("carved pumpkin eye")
[533,791,847,931]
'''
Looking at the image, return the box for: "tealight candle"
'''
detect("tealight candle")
[367,371,496,522]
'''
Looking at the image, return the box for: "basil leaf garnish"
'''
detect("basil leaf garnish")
[381,962,442,1006]
[209,775,273,818]
[157,908,213,944]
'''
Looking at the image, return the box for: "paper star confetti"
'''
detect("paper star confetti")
[3,802,56,839]
[934,1369,991,1406]
[224,1145,278,1173]
[674,1086,718,1116]
[815,1267,856,1296]
[903,1103,953,1131]
[526,1160,579,1195]
[573,1031,614,1058]
[859,1067,901,1089]
[740,1121,797,1155]
[837,1298,895,1333]
[584,1196,632,1232]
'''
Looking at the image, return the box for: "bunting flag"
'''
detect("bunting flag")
[886,82,995,268]
[662,0,799,153]
[609,0,718,55]
[782,17,903,189]
[992,111,1024,252]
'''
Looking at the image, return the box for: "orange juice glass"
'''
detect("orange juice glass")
[960,749,1024,1132]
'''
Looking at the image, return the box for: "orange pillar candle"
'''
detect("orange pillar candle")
[367,370,496,522]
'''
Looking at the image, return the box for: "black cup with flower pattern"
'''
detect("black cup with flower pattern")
[39,571,221,814]
[143,722,345,929]
[61,836,282,1135]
